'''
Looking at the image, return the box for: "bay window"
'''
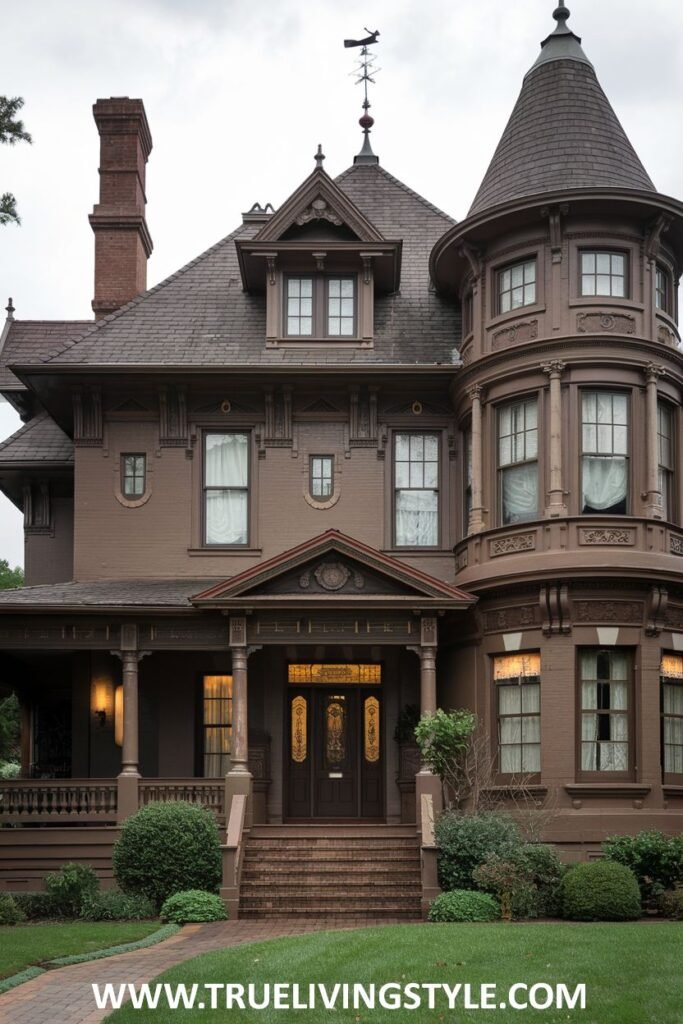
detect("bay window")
[580,251,627,297]
[498,398,538,525]
[581,392,628,515]
[204,433,249,545]
[661,654,683,779]
[394,433,439,547]
[579,649,632,775]
[494,653,541,775]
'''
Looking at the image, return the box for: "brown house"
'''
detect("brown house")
[1,6,682,918]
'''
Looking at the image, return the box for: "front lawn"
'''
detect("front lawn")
[107,923,682,1023]
[0,921,161,979]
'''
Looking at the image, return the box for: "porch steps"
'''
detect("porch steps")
[239,825,422,920]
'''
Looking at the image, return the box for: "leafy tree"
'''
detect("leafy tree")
[0,694,20,762]
[1,97,32,226]
[0,560,23,589]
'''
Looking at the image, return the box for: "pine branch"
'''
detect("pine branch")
[0,97,32,145]
[0,193,20,226]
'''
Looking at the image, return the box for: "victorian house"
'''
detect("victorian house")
[0,4,682,918]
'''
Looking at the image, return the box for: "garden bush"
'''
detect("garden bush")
[561,860,641,921]
[472,854,532,921]
[160,889,227,924]
[80,889,157,921]
[0,892,25,925]
[45,863,100,918]
[0,760,20,779]
[658,885,683,920]
[521,843,565,917]
[602,831,683,904]
[435,812,522,891]
[12,891,57,920]
[113,801,222,907]
[428,889,499,923]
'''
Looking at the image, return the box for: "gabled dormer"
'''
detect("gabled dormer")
[236,150,402,346]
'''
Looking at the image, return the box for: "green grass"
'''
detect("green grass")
[0,921,161,979]
[106,923,682,1023]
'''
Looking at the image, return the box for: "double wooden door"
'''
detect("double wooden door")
[287,686,383,819]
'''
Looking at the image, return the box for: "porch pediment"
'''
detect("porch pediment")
[192,530,475,610]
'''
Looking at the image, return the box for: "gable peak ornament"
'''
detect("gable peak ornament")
[295,196,343,227]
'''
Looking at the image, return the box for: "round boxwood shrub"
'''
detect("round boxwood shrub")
[113,801,222,908]
[0,893,25,926]
[80,889,157,921]
[561,860,641,921]
[435,812,522,892]
[428,889,499,923]
[45,863,100,917]
[160,889,227,924]
[602,830,683,904]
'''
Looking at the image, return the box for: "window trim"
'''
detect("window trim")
[580,389,630,517]
[309,454,334,501]
[493,651,542,781]
[495,257,538,316]
[496,397,539,527]
[576,647,635,782]
[283,273,358,340]
[392,431,441,550]
[202,431,251,548]
[579,249,630,299]
[120,453,146,501]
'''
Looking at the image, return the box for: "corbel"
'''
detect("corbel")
[459,242,482,283]
[646,584,668,637]
[644,214,672,263]
[541,203,569,264]
[311,251,327,273]
[264,253,278,286]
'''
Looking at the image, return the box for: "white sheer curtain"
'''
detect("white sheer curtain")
[498,682,540,773]
[205,434,248,545]
[395,491,438,546]
[580,650,629,771]
[582,456,627,512]
[502,464,538,523]
[663,683,683,774]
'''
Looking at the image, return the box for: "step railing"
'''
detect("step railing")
[0,779,118,823]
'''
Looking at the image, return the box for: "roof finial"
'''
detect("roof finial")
[344,28,381,166]
[5,297,15,321]
[550,0,573,36]
[314,144,325,169]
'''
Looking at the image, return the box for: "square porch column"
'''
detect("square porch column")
[225,616,256,826]
[112,624,149,821]
[409,616,444,828]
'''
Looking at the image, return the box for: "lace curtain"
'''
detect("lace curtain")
[205,434,248,544]
[502,464,538,523]
[395,490,438,546]
[582,456,627,513]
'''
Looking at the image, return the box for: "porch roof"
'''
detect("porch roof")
[0,578,211,612]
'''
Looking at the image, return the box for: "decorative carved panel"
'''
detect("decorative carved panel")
[73,387,103,446]
[159,385,188,447]
[576,312,635,335]
[491,319,538,350]
[579,528,635,546]
[484,606,537,632]
[670,535,683,556]
[455,548,468,572]
[489,533,536,557]
[349,386,378,447]
[574,600,643,624]
[264,386,293,447]
[421,616,437,647]
[658,324,676,347]
[290,697,307,764]
[364,697,380,763]
[229,616,247,647]
[295,196,343,227]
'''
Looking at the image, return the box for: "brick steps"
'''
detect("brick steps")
[239,826,422,920]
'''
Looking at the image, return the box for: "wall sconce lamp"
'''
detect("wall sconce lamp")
[95,707,107,728]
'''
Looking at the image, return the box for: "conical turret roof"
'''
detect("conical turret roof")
[468,3,655,217]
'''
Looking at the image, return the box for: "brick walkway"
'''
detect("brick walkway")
[0,919,410,1024]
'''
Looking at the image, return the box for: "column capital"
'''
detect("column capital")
[467,383,484,403]
[110,650,151,663]
[541,359,566,378]
[644,362,665,384]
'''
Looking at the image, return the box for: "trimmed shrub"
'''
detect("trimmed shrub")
[80,889,157,922]
[12,892,57,920]
[521,844,565,918]
[113,801,222,907]
[0,893,25,925]
[472,854,532,921]
[45,863,100,918]
[160,889,227,924]
[561,860,641,921]
[435,812,522,891]
[428,889,499,923]
[602,831,683,904]
[658,885,683,920]
[0,760,21,779]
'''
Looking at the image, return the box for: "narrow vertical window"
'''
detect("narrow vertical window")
[286,277,313,336]
[581,392,628,514]
[394,433,439,547]
[497,259,536,314]
[203,675,232,777]
[498,398,538,525]
[464,428,472,533]
[494,653,541,774]
[204,433,249,545]
[310,455,334,499]
[579,650,631,774]
[121,454,146,499]
[655,266,670,313]
[327,278,355,336]
[661,654,683,779]
[580,251,627,297]
[463,290,474,336]
[658,401,674,520]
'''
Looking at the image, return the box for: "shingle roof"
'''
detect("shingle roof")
[468,16,655,216]
[37,165,459,370]
[0,579,213,608]
[0,320,91,389]
[0,411,73,464]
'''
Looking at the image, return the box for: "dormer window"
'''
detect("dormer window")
[285,275,357,338]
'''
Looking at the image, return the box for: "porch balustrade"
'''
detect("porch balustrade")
[139,779,226,824]
[0,779,118,823]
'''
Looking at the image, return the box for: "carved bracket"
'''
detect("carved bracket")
[540,584,571,636]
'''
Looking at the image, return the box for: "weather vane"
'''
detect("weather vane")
[343,28,381,165]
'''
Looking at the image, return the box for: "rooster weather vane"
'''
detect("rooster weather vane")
[344,28,381,165]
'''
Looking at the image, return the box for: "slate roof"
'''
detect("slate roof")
[0,320,91,389]
[32,164,459,371]
[0,411,73,464]
[0,579,212,608]
[468,14,655,216]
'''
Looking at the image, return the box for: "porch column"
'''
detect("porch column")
[468,384,486,534]
[113,624,149,821]
[226,616,255,826]
[409,616,443,828]
[644,362,664,518]
[542,360,568,517]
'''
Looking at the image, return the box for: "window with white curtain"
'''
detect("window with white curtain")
[661,654,683,777]
[579,649,631,774]
[394,433,439,547]
[202,675,232,776]
[581,392,628,515]
[494,653,541,775]
[498,398,538,525]
[204,433,249,545]
[658,402,674,521]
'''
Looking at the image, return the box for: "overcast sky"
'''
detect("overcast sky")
[1,0,683,570]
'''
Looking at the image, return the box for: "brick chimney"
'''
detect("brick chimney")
[89,98,153,319]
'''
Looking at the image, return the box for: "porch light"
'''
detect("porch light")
[115,685,124,746]
[92,680,111,727]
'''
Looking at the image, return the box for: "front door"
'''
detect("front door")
[286,669,383,819]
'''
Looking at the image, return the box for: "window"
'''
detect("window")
[658,402,674,520]
[464,428,472,533]
[580,251,627,297]
[463,290,474,336]
[310,455,334,499]
[394,433,439,547]
[498,398,538,525]
[285,275,356,338]
[656,265,670,313]
[579,649,631,774]
[661,654,683,777]
[121,454,146,499]
[581,392,628,515]
[202,675,232,776]
[497,259,536,314]
[494,653,541,774]
[204,433,249,545]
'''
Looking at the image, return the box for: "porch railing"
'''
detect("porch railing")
[139,780,226,824]
[0,779,118,823]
